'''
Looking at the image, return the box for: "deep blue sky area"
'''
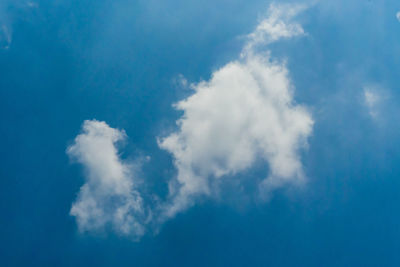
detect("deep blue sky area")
[1,0,400,266]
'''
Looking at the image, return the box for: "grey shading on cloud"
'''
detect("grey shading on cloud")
[67,120,147,239]
[158,3,313,220]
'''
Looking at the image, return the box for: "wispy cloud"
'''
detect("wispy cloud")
[0,2,12,50]
[0,1,38,49]
[397,11,400,22]
[363,86,387,120]
[243,3,306,56]
[0,24,12,50]
[67,120,147,238]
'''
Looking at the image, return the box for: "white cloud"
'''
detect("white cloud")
[67,120,146,238]
[397,11,400,22]
[243,3,306,55]
[158,4,313,219]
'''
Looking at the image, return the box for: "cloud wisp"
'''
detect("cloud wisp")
[0,1,39,50]
[67,120,147,238]
[158,3,313,219]
[363,86,388,120]
[364,88,379,119]
[0,2,12,50]
[0,0,38,50]
[0,25,11,50]
[243,3,306,55]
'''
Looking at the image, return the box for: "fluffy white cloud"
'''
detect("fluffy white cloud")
[158,4,313,219]
[67,120,146,238]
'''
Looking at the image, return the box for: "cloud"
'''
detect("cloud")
[397,11,400,22]
[158,4,313,219]
[363,86,386,119]
[67,120,147,238]
[243,3,306,55]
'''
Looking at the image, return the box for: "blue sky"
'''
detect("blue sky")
[1,0,400,266]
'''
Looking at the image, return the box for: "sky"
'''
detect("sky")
[1,0,400,266]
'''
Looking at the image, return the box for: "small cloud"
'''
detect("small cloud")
[397,11,400,22]
[67,120,148,239]
[243,3,307,55]
[363,86,387,119]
